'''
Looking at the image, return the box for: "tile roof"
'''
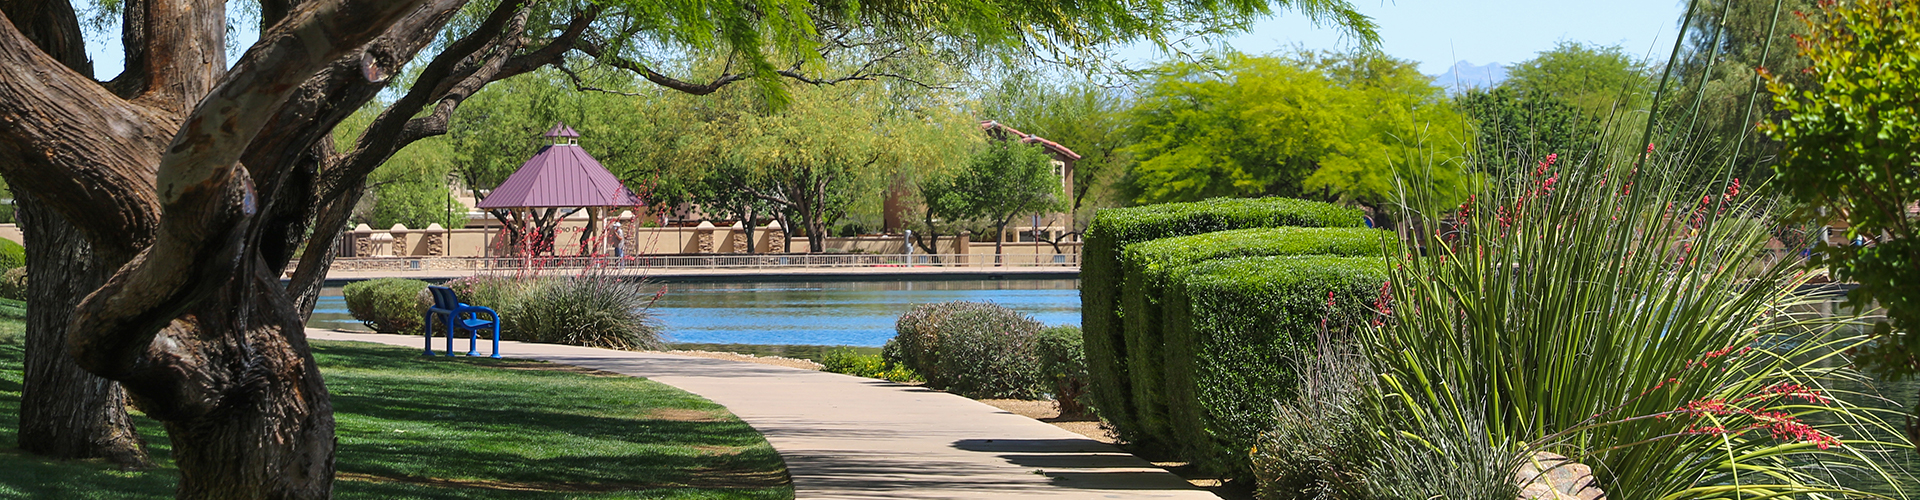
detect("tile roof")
[979,120,1082,160]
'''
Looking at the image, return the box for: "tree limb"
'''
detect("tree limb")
[66,0,432,380]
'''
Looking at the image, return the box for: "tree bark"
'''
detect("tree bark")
[0,1,151,468]
[14,196,152,467]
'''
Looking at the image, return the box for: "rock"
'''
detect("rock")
[1515,451,1606,500]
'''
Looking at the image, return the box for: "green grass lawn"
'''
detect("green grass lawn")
[0,321,792,499]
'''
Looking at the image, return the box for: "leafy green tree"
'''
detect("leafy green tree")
[1764,0,1920,381]
[1,0,1379,491]
[1505,41,1653,125]
[913,169,974,255]
[368,182,467,230]
[1124,52,1467,209]
[1455,86,1595,177]
[953,141,1065,260]
[976,73,1131,228]
[1666,0,1817,182]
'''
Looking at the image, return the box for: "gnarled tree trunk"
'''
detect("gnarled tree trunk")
[0,1,151,468]
[14,197,152,467]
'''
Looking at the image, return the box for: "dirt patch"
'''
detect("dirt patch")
[336,467,790,491]
[656,350,824,371]
[977,399,1116,444]
[643,408,729,422]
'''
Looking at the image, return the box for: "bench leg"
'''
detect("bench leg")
[445,316,457,357]
[423,313,435,356]
[490,323,502,359]
[466,327,480,357]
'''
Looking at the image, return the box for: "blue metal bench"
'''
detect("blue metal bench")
[424,286,502,358]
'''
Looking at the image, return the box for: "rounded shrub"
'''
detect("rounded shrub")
[1035,325,1092,417]
[0,238,24,273]
[893,301,1045,399]
[500,276,662,350]
[342,278,430,333]
[0,267,27,301]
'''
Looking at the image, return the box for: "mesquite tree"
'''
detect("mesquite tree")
[0,0,1372,497]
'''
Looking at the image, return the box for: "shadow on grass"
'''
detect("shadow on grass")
[0,339,792,499]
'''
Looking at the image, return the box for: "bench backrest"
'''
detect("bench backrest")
[427,286,460,310]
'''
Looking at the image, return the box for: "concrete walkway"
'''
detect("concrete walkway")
[306,330,1213,499]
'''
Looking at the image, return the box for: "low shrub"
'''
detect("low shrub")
[0,267,26,301]
[1120,227,1393,448]
[822,347,921,382]
[893,301,1046,399]
[1162,255,1385,478]
[343,278,430,333]
[1035,325,1091,418]
[1082,196,1364,443]
[0,239,23,273]
[500,276,663,350]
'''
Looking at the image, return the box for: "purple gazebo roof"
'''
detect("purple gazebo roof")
[477,127,642,209]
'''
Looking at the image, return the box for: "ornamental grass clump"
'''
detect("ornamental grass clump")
[1373,137,1916,496]
[499,275,663,351]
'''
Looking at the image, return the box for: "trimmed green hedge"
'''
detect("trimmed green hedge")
[1119,227,1393,449]
[1081,197,1362,445]
[343,278,430,333]
[1163,255,1385,478]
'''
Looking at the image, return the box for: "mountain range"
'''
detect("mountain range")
[1430,61,1509,93]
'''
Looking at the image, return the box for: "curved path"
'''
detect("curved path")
[306,330,1213,499]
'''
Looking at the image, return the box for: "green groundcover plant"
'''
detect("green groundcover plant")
[1369,141,1916,497]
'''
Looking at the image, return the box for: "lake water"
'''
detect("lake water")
[309,279,1082,347]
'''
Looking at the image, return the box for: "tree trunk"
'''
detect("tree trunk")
[0,1,151,469]
[15,196,152,468]
[993,219,1009,266]
[151,265,337,500]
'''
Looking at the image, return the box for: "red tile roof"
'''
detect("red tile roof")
[979,120,1082,160]
[477,131,642,209]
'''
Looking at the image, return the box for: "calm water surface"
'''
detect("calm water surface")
[309,279,1081,347]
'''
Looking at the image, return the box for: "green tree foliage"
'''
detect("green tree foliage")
[1666,0,1816,182]
[953,141,1065,258]
[975,73,1131,227]
[1124,52,1467,209]
[1504,41,1653,124]
[1454,86,1595,177]
[1764,0,1920,379]
[331,100,468,230]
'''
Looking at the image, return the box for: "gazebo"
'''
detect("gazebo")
[477,122,643,258]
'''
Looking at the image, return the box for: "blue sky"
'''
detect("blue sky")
[1119,0,1689,74]
[83,0,1689,81]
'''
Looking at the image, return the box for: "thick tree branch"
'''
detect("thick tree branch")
[0,10,167,259]
[125,0,226,116]
[0,1,90,74]
[314,0,532,204]
[67,0,432,380]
